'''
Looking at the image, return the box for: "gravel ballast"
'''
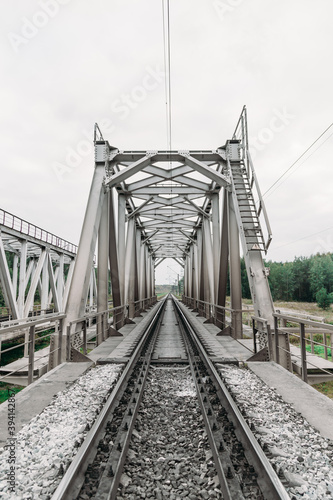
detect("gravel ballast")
[117,366,223,500]
[0,364,123,499]
[218,363,333,500]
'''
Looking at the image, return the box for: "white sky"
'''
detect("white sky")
[1,0,332,284]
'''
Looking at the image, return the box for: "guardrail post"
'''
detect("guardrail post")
[310,331,314,354]
[300,322,308,383]
[28,325,35,385]
[324,332,328,360]
[66,325,71,361]
[274,316,279,364]
[82,320,87,354]
[267,324,273,361]
[57,319,63,366]
[252,318,257,353]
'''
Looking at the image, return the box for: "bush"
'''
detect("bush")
[316,288,333,310]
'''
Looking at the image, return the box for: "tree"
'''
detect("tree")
[316,288,333,310]
[293,256,311,302]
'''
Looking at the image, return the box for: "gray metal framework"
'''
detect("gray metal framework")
[0,210,82,320]
[64,107,275,346]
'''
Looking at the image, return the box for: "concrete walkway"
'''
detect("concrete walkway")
[249,361,333,440]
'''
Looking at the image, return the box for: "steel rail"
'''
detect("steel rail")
[95,298,166,500]
[173,298,290,500]
[174,302,245,499]
[50,297,167,500]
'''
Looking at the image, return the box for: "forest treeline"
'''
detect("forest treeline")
[240,253,333,308]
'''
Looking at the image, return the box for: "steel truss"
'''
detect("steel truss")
[64,107,275,348]
[0,211,83,320]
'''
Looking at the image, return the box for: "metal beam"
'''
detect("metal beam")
[65,163,106,324]
[106,154,153,187]
[180,154,230,188]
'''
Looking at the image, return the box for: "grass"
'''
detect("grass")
[0,330,53,367]
[273,300,333,324]
[0,382,24,404]
[312,381,333,399]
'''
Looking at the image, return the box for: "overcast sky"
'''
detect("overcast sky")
[1,0,332,284]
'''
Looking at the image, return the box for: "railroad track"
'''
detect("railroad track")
[51,295,290,500]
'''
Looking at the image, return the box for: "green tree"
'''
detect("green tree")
[293,256,311,302]
[316,287,333,310]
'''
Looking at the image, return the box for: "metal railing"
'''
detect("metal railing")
[0,314,65,385]
[182,295,254,339]
[66,296,157,360]
[0,208,78,254]
[232,106,272,252]
[0,296,158,385]
[273,313,333,383]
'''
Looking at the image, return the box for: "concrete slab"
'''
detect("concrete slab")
[87,337,124,363]
[178,303,255,361]
[215,337,254,361]
[290,345,333,373]
[248,361,333,441]
[153,300,187,360]
[0,361,92,448]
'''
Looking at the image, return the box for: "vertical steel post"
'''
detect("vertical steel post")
[212,194,220,305]
[66,324,71,361]
[300,322,308,383]
[196,227,204,305]
[228,193,242,338]
[192,242,198,310]
[12,254,18,300]
[136,229,142,310]
[203,217,215,317]
[63,258,75,310]
[109,189,122,327]
[41,255,49,312]
[57,318,63,366]
[82,320,87,355]
[18,239,27,318]
[28,325,35,385]
[118,193,126,305]
[124,217,136,317]
[97,193,109,344]
[57,253,64,311]
[274,316,279,364]
[217,190,229,329]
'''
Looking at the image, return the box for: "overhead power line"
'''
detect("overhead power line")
[262,122,333,199]
[274,226,333,250]
[162,0,172,153]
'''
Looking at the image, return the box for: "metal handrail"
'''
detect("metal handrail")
[273,313,333,384]
[231,107,272,253]
[0,208,78,254]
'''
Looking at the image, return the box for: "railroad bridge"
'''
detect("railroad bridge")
[0,107,332,380]
[1,108,333,499]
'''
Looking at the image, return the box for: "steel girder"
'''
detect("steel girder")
[0,225,76,319]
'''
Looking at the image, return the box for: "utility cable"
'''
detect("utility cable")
[262,122,333,199]
[273,226,333,250]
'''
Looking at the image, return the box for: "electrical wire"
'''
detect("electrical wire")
[274,226,333,250]
[162,0,172,153]
[264,130,333,200]
[262,122,333,199]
